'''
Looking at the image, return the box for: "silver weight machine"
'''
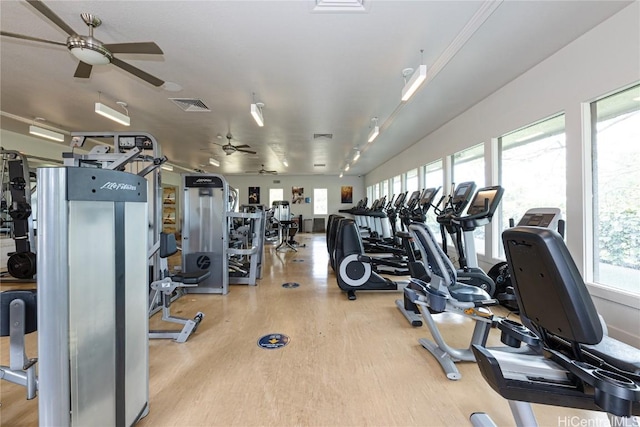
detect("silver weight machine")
[38,166,149,426]
[182,173,229,294]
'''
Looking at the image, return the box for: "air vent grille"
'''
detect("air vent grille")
[313,133,333,139]
[311,0,369,13]
[314,163,326,167]
[169,98,211,112]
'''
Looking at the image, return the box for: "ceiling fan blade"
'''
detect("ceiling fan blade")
[111,57,164,87]
[74,61,92,78]
[104,42,163,55]
[27,0,76,36]
[237,149,257,155]
[234,144,251,149]
[0,31,66,46]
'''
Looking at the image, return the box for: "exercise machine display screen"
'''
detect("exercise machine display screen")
[466,189,499,216]
[518,213,557,227]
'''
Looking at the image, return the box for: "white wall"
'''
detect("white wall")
[225,173,364,220]
[365,3,640,346]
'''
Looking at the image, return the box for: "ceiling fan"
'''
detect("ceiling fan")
[245,165,278,175]
[0,0,164,86]
[215,133,257,156]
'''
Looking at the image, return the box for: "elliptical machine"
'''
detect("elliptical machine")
[437,183,504,296]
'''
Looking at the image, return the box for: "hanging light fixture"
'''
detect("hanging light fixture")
[251,93,265,127]
[95,93,130,126]
[401,49,427,102]
[29,117,64,142]
[368,117,379,142]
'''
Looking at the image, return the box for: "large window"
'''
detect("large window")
[499,114,567,256]
[406,168,418,194]
[381,180,389,200]
[314,188,327,215]
[269,188,284,207]
[591,84,640,293]
[373,183,380,202]
[392,174,402,196]
[452,143,486,254]
[423,160,444,240]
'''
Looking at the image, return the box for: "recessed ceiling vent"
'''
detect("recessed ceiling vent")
[313,133,333,139]
[314,163,326,167]
[169,98,211,112]
[311,0,369,13]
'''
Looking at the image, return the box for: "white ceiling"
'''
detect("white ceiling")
[0,0,631,176]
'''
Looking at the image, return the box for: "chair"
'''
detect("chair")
[401,222,500,380]
[470,227,640,426]
[0,289,37,399]
[148,232,210,343]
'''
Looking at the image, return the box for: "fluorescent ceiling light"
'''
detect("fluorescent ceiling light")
[29,125,64,142]
[209,158,220,167]
[283,159,289,167]
[345,164,350,171]
[633,96,640,101]
[353,151,360,162]
[161,164,174,171]
[339,172,344,178]
[401,64,427,101]
[368,126,379,142]
[251,103,264,127]
[95,102,130,126]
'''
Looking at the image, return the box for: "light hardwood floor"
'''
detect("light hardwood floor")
[1,233,611,426]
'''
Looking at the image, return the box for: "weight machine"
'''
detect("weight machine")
[1,149,37,279]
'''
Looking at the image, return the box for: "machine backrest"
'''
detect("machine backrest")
[159,232,179,258]
[334,219,365,263]
[0,290,37,336]
[502,226,603,345]
[409,223,457,289]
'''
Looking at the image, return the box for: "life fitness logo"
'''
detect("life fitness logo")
[195,178,212,183]
[100,182,137,191]
[196,255,211,270]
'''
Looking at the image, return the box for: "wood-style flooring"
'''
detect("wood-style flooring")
[1,233,611,426]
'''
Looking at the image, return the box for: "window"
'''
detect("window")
[591,84,640,293]
[314,188,328,215]
[269,188,284,207]
[452,143,486,253]
[381,180,389,200]
[406,168,418,194]
[366,186,373,205]
[373,183,380,202]
[499,114,566,256]
[423,160,443,240]
[392,174,402,196]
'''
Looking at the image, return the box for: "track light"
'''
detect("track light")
[29,125,64,142]
[251,102,265,127]
[95,101,130,126]
[161,164,174,171]
[209,158,220,167]
[401,64,427,102]
[368,117,379,142]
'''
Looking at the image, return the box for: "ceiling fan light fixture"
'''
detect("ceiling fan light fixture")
[251,102,264,127]
[401,64,427,101]
[29,125,64,142]
[209,158,220,167]
[95,102,130,126]
[68,36,112,65]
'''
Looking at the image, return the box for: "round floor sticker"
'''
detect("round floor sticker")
[282,282,300,288]
[257,333,290,349]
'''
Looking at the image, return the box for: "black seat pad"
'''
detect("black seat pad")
[172,271,211,285]
[1,289,37,336]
